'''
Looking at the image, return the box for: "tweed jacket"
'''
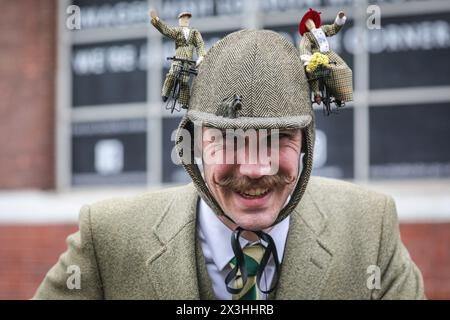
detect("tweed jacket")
[33,177,424,299]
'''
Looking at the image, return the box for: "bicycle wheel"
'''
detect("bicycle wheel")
[165,79,177,113]
[323,84,332,116]
[172,79,182,113]
[166,76,181,114]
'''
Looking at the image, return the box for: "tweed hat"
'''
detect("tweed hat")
[175,29,315,227]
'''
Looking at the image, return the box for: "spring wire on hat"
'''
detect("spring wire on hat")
[225,227,280,295]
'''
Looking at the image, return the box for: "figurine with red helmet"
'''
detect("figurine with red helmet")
[299,8,353,107]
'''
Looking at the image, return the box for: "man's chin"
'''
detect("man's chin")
[229,212,277,232]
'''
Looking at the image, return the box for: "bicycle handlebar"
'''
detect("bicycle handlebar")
[167,56,196,65]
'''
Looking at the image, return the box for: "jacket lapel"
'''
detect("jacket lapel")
[146,183,201,299]
[195,233,216,300]
[275,188,334,299]
[177,27,192,44]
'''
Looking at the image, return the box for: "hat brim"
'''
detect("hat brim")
[187,110,312,130]
[178,13,192,19]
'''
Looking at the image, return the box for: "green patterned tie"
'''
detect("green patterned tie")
[229,244,265,300]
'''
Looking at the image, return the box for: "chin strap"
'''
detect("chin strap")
[225,227,280,295]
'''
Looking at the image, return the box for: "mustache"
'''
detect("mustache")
[215,173,296,191]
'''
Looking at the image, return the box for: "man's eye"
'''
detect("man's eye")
[268,133,289,141]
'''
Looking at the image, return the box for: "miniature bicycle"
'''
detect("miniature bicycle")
[166,56,198,113]
[307,62,344,116]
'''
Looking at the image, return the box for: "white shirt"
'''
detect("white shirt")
[311,28,329,53]
[197,199,290,300]
[182,27,190,41]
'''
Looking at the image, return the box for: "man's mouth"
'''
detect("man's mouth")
[233,187,271,199]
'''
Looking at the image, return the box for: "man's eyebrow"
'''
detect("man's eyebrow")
[212,128,297,137]
[276,129,297,136]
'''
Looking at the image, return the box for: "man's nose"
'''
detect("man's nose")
[236,136,273,178]
[238,162,272,178]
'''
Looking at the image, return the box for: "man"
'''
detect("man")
[33,30,424,300]
[150,10,206,109]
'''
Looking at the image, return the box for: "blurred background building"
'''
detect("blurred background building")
[0,0,449,299]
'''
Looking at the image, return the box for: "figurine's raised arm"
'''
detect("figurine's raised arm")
[149,9,178,40]
[321,11,347,37]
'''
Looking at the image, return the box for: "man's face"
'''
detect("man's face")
[305,18,316,31]
[202,127,302,231]
[178,16,190,27]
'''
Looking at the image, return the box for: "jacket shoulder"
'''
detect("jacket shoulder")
[86,183,196,235]
[303,177,423,299]
[305,176,393,231]
[307,176,390,212]
[305,176,395,252]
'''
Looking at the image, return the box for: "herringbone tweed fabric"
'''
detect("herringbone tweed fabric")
[300,23,353,102]
[176,29,315,226]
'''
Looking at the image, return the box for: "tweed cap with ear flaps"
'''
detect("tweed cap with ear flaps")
[176,29,315,227]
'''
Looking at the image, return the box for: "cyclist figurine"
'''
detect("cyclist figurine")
[299,8,353,108]
[149,10,206,109]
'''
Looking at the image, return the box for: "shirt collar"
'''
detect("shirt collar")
[182,27,190,38]
[197,198,290,272]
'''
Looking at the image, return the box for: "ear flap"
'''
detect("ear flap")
[274,123,314,224]
[176,116,228,219]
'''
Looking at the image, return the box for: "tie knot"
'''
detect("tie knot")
[230,244,265,276]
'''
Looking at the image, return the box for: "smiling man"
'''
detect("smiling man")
[201,127,301,232]
[33,30,424,300]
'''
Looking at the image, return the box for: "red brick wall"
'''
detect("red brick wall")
[0,225,77,300]
[0,223,448,299]
[400,223,450,300]
[0,0,56,190]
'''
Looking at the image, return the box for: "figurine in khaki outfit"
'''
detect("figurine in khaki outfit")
[33,30,424,300]
[150,10,206,109]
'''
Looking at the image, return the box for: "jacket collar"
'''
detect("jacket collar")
[178,26,193,44]
[147,179,334,299]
